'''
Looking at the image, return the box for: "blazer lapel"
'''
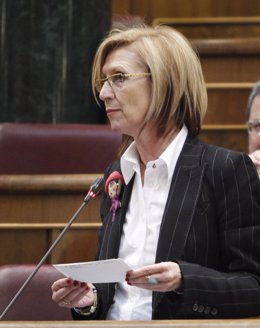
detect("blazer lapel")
[98,169,134,260]
[153,135,207,309]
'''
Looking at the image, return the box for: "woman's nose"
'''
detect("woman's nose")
[99,81,115,101]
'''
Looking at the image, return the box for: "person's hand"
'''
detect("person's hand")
[125,262,183,292]
[51,278,95,309]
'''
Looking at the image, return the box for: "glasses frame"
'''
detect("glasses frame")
[95,72,151,93]
[246,119,260,135]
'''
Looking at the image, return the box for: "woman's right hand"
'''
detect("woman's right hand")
[51,277,95,309]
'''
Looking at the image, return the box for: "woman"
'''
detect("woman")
[51,25,260,320]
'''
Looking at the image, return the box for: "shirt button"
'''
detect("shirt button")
[198,305,204,313]
[204,306,211,314]
[193,303,199,312]
[211,308,218,316]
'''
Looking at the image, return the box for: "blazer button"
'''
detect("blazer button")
[204,306,211,314]
[198,305,204,313]
[193,303,199,312]
[211,308,218,316]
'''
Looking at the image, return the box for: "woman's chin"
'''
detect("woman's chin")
[109,121,122,133]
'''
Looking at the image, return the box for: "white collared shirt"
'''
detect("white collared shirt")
[106,126,188,320]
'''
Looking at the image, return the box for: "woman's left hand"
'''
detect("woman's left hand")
[125,262,183,292]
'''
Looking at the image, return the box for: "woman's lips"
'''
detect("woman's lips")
[106,108,120,115]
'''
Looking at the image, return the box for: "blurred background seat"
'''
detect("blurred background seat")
[0,264,71,320]
[0,123,122,174]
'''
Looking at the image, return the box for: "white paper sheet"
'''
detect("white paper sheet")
[53,258,131,283]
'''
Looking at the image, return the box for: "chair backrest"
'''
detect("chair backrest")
[0,264,72,320]
[0,123,122,174]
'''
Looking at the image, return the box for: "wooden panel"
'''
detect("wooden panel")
[0,174,101,223]
[205,83,252,125]
[112,0,131,14]
[0,192,100,223]
[192,38,260,83]
[112,0,260,24]
[0,223,101,265]
[50,227,99,264]
[0,230,47,264]
[200,125,248,153]
[152,17,260,38]
[201,55,260,83]
[0,174,102,265]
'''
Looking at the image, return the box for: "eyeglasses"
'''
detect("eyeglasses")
[95,72,151,93]
[247,119,260,135]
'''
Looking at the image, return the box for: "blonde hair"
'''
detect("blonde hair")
[92,25,207,139]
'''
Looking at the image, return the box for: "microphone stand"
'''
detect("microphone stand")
[0,176,104,320]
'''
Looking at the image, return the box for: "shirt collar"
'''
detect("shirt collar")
[121,125,188,184]
[120,140,140,184]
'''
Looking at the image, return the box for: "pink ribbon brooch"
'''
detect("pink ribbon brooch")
[105,171,124,222]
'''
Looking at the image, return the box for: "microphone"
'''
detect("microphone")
[0,176,105,320]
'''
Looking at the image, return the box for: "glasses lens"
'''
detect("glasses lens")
[95,73,151,93]
[95,74,123,93]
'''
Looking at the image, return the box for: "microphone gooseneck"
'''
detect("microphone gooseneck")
[0,176,105,320]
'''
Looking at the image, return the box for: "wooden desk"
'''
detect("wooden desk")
[1,319,260,328]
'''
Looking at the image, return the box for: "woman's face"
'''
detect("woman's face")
[98,46,152,138]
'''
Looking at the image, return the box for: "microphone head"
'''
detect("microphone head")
[83,177,104,202]
[90,177,105,196]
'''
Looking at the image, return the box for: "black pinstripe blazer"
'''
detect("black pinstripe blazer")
[73,134,260,320]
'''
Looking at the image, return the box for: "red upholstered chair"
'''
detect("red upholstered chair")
[0,264,72,320]
[0,123,122,174]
